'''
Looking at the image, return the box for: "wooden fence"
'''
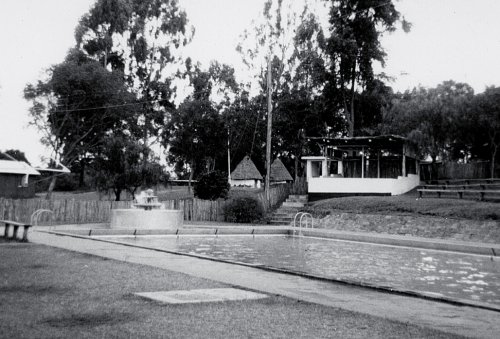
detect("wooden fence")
[0,198,132,225]
[420,161,491,181]
[0,183,295,225]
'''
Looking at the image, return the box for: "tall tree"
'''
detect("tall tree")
[323,0,410,136]
[224,93,268,174]
[93,135,165,201]
[24,49,136,196]
[75,0,193,156]
[237,0,334,177]
[164,99,225,190]
[381,81,474,179]
[163,60,240,184]
[1,149,31,164]
[469,87,500,177]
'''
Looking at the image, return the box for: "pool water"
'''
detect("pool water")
[105,235,500,307]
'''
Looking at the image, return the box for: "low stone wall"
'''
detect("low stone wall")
[316,212,500,244]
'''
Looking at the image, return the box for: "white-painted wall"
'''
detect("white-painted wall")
[308,174,420,196]
[230,179,261,188]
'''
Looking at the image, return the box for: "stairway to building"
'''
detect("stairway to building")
[268,195,308,226]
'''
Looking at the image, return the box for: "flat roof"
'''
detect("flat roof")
[307,135,409,149]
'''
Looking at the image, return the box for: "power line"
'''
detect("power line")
[48,98,172,113]
[47,87,225,113]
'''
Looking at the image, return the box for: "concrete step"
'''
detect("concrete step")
[289,194,308,199]
[287,196,308,203]
[270,216,293,222]
[270,212,294,218]
[282,202,306,208]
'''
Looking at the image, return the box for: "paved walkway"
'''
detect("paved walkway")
[31,230,500,339]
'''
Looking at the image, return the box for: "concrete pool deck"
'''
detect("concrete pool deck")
[30,230,500,339]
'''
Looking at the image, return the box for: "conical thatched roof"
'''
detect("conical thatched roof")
[270,158,293,182]
[231,156,263,180]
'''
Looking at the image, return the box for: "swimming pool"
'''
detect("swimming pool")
[101,234,500,308]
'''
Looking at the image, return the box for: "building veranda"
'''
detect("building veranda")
[303,135,420,200]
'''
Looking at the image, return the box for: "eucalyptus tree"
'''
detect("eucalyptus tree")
[469,87,500,177]
[323,0,411,136]
[24,49,136,196]
[381,81,474,179]
[92,135,165,201]
[163,61,236,189]
[237,0,332,177]
[75,0,193,155]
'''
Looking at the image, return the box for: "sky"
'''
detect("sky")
[1,0,499,164]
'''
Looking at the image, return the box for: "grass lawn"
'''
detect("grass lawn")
[308,191,500,221]
[0,243,462,339]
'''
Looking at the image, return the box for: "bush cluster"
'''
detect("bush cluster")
[223,197,264,223]
[194,171,230,200]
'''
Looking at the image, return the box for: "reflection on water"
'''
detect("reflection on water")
[109,235,500,306]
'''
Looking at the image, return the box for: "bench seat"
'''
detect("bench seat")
[0,220,32,242]
[417,189,500,201]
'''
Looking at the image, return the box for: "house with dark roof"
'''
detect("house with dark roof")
[229,155,263,188]
[0,159,40,199]
[270,158,293,184]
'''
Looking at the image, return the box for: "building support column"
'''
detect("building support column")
[361,147,365,179]
[322,159,328,178]
[306,160,312,182]
[377,150,381,178]
[402,145,407,177]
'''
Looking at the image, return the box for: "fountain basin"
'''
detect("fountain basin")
[110,209,183,229]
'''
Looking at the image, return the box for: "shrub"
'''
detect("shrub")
[223,197,264,223]
[194,171,230,200]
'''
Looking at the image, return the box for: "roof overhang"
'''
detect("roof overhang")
[34,158,71,174]
[0,160,41,175]
[307,135,409,150]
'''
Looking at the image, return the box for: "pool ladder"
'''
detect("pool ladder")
[293,212,313,236]
[30,209,54,227]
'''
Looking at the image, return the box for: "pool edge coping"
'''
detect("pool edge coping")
[38,226,500,257]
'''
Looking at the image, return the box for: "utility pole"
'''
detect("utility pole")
[265,56,272,203]
[227,127,231,183]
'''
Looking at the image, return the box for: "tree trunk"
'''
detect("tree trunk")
[491,143,498,179]
[294,155,299,181]
[114,189,122,201]
[188,167,194,194]
[79,159,85,188]
[430,155,438,182]
[45,175,57,200]
[348,62,357,137]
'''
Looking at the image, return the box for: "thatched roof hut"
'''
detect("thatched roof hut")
[230,156,263,188]
[270,158,293,183]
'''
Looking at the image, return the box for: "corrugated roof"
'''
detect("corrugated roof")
[270,158,293,182]
[231,156,263,180]
[0,160,40,175]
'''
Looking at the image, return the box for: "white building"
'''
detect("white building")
[303,135,420,200]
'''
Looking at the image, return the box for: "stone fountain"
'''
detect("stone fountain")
[110,189,183,229]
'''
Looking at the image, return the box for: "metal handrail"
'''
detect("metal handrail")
[293,212,305,228]
[293,212,313,235]
[300,213,313,230]
[30,209,53,227]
